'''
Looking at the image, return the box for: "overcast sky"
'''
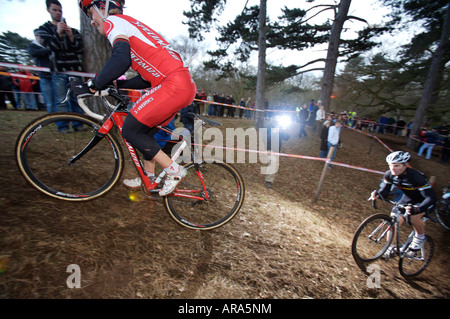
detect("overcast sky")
[0,0,399,69]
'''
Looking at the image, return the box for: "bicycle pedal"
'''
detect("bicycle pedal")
[143,189,163,200]
[148,189,161,195]
[405,250,417,258]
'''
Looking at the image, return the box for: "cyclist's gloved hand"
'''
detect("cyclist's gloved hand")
[70,80,94,98]
[406,205,419,215]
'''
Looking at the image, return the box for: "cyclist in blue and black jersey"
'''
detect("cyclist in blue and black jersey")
[370,151,437,253]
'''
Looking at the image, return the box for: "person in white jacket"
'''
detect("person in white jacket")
[327,120,342,168]
[315,104,326,134]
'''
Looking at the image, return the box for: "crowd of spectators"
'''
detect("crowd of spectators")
[0,66,46,111]
[2,66,449,164]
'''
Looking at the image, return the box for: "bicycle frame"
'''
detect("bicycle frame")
[375,200,429,259]
[73,90,207,201]
[390,209,412,258]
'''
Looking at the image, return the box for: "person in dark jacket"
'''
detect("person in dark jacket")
[28,29,55,113]
[298,104,308,138]
[180,103,195,134]
[319,120,332,158]
[0,66,18,109]
[32,0,85,132]
[418,127,439,160]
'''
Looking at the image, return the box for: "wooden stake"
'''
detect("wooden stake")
[314,146,335,203]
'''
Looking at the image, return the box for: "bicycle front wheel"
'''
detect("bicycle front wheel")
[164,160,245,230]
[352,213,394,263]
[399,235,434,278]
[15,112,124,201]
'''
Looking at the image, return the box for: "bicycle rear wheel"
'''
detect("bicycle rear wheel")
[352,213,394,263]
[399,235,434,277]
[15,113,124,201]
[164,160,245,230]
[436,200,450,231]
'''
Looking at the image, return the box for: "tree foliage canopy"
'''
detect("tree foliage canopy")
[0,31,32,65]
[184,0,387,86]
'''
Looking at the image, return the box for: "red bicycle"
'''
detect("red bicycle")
[15,81,245,230]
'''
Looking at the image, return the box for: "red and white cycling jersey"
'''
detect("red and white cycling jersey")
[104,15,184,87]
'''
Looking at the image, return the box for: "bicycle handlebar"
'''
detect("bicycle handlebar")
[368,191,412,210]
[64,78,216,126]
[64,77,130,121]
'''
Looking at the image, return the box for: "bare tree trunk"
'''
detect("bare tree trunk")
[254,0,267,130]
[79,10,112,113]
[79,11,111,74]
[319,0,351,112]
[407,4,450,149]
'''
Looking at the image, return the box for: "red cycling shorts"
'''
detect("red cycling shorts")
[130,68,196,127]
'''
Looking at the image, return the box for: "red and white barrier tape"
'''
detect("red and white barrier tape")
[0,62,96,78]
[165,141,385,175]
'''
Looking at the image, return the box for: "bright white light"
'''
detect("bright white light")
[275,115,291,129]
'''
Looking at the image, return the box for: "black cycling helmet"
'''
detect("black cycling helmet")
[386,151,411,164]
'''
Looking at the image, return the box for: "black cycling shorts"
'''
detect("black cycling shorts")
[122,113,161,160]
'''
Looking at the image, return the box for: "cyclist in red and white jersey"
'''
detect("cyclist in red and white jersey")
[77,0,196,196]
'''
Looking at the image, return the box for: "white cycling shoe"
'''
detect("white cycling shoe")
[123,175,159,188]
[159,166,187,196]
[123,177,142,188]
[409,235,426,251]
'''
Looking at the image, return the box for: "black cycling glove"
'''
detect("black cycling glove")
[70,80,93,99]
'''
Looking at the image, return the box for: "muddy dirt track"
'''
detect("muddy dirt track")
[0,110,449,300]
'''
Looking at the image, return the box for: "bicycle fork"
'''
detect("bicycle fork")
[67,116,116,165]
[369,220,391,244]
[68,133,110,165]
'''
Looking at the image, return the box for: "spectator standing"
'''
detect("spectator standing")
[206,92,213,116]
[387,117,396,134]
[35,0,85,132]
[315,104,326,134]
[180,103,195,134]
[239,97,246,118]
[0,66,18,109]
[379,115,388,134]
[263,118,283,189]
[216,93,223,117]
[226,94,235,117]
[327,120,342,167]
[418,127,439,160]
[198,89,207,115]
[13,69,38,110]
[28,29,55,113]
[319,120,332,158]
[406,120,413,137]
[308,99,317,129]
[348,108,357,127]
[245,97,252,119]
[298,104,309,138]
[210,92,219,116]
[395,118,406,136]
